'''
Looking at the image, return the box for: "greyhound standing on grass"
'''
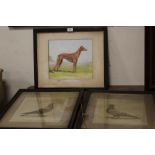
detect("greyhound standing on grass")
[53,46,87,73]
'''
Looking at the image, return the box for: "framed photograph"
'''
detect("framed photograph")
[34,27,109,88]
[0,88,83,128]
[74,89,155,129]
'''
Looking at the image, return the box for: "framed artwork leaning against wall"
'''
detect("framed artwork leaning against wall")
[33,27,109,89]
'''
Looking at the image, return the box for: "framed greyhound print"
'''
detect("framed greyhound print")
[33,27,109,88]
[0,88,83,128]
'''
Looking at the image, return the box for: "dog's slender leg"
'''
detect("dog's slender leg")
[73,63,76,73]
[56,58,63,71]
[75,63,77,72]
[53,56,59,71]
[54,56,62,71]
[73,60,77,73]
[58,59,63,71]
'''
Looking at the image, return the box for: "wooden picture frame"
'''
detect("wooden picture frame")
[74,89,155,129]
[9,26,69,29]
[33,26,109,89]
[0,88,83,129]
[145,26,155,90]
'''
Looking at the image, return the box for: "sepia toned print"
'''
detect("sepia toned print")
[0,92,79,128]
[82,93,155,129]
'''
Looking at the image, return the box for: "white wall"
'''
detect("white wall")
[0,26,144,100]
[0,27,34,100]
[108,27,144,85]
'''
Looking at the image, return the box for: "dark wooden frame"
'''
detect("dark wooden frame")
[145,26,155,90]
[9,26,56,29]
[33,26,109,89]
[74,88,155,128]
[0,88,84,129]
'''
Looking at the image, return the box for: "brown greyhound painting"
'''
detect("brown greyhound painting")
[53,46,87,73]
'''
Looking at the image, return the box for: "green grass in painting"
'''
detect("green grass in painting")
[49,63,93,80]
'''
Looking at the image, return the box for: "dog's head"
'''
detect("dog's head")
[80,46,87,51]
